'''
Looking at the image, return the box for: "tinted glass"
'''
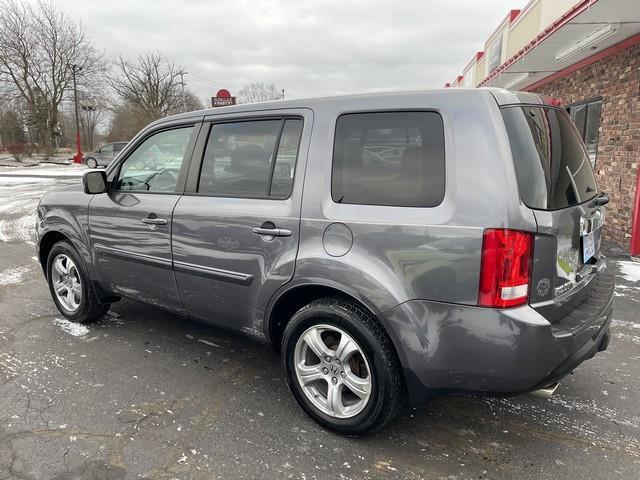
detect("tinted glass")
[569,104,586,137]
[113,143,126,152]
[100,143,114,154]
[332,112,445,207]
[584,100,602,166]
[115,126,193,192]
[198,119,302,198]
[270,119,303,197]
[501,106,597,210]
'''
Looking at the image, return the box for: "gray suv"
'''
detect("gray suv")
[36,89,614,434]
[84,141,128,168]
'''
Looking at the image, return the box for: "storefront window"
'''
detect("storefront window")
[568,98,602,167]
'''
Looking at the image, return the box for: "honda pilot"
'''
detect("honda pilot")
[36,89,614,434]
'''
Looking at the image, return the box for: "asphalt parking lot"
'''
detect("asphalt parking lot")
[1,169,639,480]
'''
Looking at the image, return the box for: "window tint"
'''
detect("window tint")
[270,119,303,197]
[115,126,194,193]
[568,98,602,167]
[100,143,114,154]
[113,143,126,153]
[501,106,597,210]
[198,118,303,198]
[332,111,445,207]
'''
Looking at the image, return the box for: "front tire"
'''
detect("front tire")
[46,240,109,323]
[282,297,405,435]
[86,157,98,169]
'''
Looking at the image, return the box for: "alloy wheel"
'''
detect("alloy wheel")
[51,254,82,312]
[294,324,372,419]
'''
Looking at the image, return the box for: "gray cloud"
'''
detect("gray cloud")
[50,0,513,101]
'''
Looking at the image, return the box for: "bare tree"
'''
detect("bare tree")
[238,82,282,104]
[0,0,100,156]
[109,52,186,122]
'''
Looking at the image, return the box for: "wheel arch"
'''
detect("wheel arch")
[38,230,73,278]
[265,281,401,358]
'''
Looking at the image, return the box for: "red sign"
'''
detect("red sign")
[211,89,236,107]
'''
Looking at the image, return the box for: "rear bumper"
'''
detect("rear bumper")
[382,270,614,405]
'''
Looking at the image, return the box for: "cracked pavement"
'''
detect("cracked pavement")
[0,172,639,479]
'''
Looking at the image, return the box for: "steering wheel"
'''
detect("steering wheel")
[147,168,180,192]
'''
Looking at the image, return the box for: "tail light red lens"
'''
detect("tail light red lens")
[478,229,534,308]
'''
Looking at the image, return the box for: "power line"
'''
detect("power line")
[187,72,227,88]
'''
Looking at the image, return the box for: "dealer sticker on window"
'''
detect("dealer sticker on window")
[582,230,596,263]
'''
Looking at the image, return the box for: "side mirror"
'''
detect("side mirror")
[83,170,108,194]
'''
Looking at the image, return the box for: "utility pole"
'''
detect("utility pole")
[281,88,285,100]
[179,71,187,112]
[71,64,83,164]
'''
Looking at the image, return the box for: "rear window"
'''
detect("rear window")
[332,111,445,207]
[501,106,597,210]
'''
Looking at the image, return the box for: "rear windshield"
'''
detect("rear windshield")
[501,106,597,210]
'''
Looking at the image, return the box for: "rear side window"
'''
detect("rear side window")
[198,118,303,198]
[501,106,598,210]
[332,111,445,207]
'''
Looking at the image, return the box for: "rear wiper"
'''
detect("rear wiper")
[591,191,609,206]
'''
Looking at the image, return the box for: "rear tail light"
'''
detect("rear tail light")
[478,229,534,308]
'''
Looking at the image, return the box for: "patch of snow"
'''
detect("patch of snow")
[54,318,89,337]
[618,260,640,283]
[0,266,31,286]
[0,166,86,178]
[0,214,36,243]
[197,339,220,348]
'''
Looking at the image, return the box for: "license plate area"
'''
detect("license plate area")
[582,228,599,263]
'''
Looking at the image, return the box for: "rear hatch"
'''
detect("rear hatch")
[501,104,613,332]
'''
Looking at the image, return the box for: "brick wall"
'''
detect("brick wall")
[530,43,640,251]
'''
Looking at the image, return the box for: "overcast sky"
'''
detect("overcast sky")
[50,0,514,102]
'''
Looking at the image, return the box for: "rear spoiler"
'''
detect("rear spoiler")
[484,88,563,107]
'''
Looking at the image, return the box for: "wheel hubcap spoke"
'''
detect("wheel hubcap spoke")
[297,363,324,385]
[294,324,372,419]
[302,329,333,360]
[326,382,346,417]
[335,335,358,364]
[342,367,371,399]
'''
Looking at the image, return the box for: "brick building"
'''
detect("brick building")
[448,0,640,255]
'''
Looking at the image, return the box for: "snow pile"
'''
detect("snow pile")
[0,266,31,286]
[53,317,89,337]
[618,260,640,283]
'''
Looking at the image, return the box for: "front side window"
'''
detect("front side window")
[568,98,602,167]
[115,126,194,193]
[332,111,445,207]
[198,118,303,198]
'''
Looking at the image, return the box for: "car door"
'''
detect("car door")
[97,143,114,165]
[171,110,311,334]
[88,122,201,310]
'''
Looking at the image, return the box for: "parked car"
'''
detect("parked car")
[84,141,128,168]
[36,89,613,435]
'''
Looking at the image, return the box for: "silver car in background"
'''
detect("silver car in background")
[84,141,128,168]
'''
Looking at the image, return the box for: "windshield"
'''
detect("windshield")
[501,106,598,210]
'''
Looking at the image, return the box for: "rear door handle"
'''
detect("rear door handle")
[141,217,168,226]
[252,227,292,237]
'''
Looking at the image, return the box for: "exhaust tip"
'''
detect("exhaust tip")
[528,383,559,399]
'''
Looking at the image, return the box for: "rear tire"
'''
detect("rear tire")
[86,157,98,169]
[282,297,405,435]
[46,240,109,323]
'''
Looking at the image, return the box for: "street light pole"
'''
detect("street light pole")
[71,64,83,164]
